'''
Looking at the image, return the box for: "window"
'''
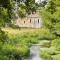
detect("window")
[30,19,31,23]
[38,19,39,23]
[24,21,25,24]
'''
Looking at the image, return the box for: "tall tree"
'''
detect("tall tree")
[25,0,36,14]
[41,0,60,37]
[46,0,56,14]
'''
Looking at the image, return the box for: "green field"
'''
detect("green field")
[0,28,56,60]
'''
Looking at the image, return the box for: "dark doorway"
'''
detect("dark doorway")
[24,21,25,24]
[38,19,39,23]
[30,19,31,23]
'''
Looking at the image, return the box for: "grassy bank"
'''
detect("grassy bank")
[40,39,60,60]
[1,28,55,60]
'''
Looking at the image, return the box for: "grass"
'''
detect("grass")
[40,39,60,60]
[1,28,56,59]
[2,28,56,47]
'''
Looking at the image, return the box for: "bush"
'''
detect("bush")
[51,39,60,51]
[2,44,29,59]
[52,54,60,60]
[40,49,52,60]
[0,28,8,43]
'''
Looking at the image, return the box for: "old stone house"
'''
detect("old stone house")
[16,13,42,28]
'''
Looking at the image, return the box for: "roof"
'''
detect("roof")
[27,13,40,18]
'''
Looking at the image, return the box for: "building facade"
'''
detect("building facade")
[16,13,42,28]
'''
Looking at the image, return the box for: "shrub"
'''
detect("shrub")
[40,49,52,60]
[51,39,60,51]
[2,44,29,59]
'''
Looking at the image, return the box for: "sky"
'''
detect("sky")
[35,0,45,3]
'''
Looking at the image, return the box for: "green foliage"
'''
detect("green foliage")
[18,6,26,18]
[51,39,60,51]
[2,44,29,58]
[40,48,52,60]
[46,0,56,14]
[53,0,60,6]
[40,0,60,60]
[40,0,60,37]
[39,0,47,7]
[0,28,56,60]
[40,39,60,60]
[25,0,36,14]
[6,28,55,46]
[52,54,60,60]
[52,8,60,35]
[0,7,10,26]
[40,10,52,29]
[0,29,7,42]
[0,0,60,60]
[0,0,14,21]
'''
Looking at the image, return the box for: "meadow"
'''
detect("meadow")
[0,28,55,60]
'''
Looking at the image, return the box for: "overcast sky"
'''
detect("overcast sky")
[35,0,45,3]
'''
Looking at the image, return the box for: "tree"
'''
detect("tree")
[25,0,36,14]
[0,0,14,24]
[46,0,56,14]
[40,0,47,7]
[41,0,60,37]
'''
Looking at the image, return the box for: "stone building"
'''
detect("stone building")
[16,13,42,28]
